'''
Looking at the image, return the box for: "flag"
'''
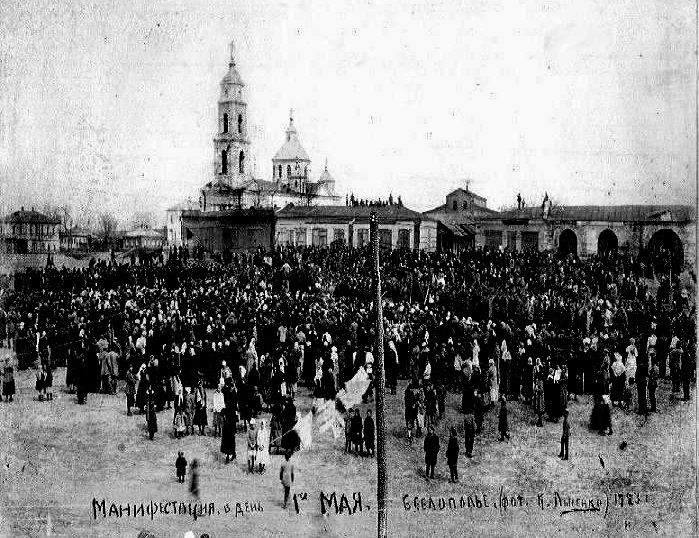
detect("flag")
[293,412,313,450]
[337,367,370,412]
[317,400,344,439]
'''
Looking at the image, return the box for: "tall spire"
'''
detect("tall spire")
[229,40,237,66]
[286,108,297,141]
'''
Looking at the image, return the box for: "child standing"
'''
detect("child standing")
[173,408,186,438]
[175,451,187,483]
[212,384,225,437]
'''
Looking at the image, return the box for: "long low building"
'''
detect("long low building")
[425,187,696,270]
[275,203,437,251]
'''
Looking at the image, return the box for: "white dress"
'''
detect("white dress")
[256,426,270,467]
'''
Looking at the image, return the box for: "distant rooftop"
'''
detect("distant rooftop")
[3,208,60,224]
[495,204,696,222]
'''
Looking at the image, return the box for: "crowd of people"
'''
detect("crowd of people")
[0,243,695,481]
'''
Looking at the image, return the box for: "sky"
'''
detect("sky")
[0,0,696,227]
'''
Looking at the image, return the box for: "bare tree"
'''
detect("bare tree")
[130,210,156,230]
[98,213,118,243]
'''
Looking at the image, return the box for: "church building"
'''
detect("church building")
[170,41,342,251]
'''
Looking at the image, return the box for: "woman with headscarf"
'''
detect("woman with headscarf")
[487,358,498,409]
[220,378,238,463]
[500,340,512,398]
[255,419,270,472]
[145,388,158,440]
[610,352,626,406]
[386,341,399,395]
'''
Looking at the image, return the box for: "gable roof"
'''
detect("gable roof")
[4,209,60,224]
[277,203,428,222]
[495,204,696,223]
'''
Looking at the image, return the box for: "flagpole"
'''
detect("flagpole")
[370,212,388,538]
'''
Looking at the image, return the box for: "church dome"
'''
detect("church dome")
[273,111,310,162]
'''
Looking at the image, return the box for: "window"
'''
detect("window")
[462,200,468,210]
[333,228,345,244]
[278,165,282,179]
[296,228,307,246]
[398,229,410,249]
[312,228,328,247]
[223,113,229,133]
[452,200,457,210]
[304,166,308,178]
[357,229,369,247]
[221,149,228,174]
[239,151,245,173]
[379,229,393,249]
[238,114,243,133]
[287,165,291,179]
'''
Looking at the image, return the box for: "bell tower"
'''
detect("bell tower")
[213,41,251,186]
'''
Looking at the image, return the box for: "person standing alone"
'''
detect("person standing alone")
[423,425,440,479]
[446,427,459,482]
[280,453,295,509]
[559,410,570,460]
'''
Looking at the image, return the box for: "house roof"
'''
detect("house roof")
[423,203,499,216]
[124,229,164,239]
[277,203,428,222]
[495,204,696,223]
[4,209,60,224]
[446,188,486,200]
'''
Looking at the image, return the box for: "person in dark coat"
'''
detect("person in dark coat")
[189,459,200,499]
[559,410,570,460]
[125,365,137,416]
[463,413,475,458]
[350,409,364,455]
[221,379,238,462]
[498,396,510,441]
[597,395,613,435]
[648,360,659,412]
[423,425,440,479]
[2,365,15,402]
[146,389,158,440]
[363,409,375,457]
[194,380,208,435]
[446,427,459,483]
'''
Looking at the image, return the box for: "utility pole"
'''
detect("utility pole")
[370,212,387,538]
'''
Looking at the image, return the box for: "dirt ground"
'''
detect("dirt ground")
[0,359,695,538]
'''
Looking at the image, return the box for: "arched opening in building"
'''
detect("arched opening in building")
[222,113,229,134]
[239,151,245,174]
[646,229,684,274]
[221,150,228,174]
[287,165,291,180]
[597,229,618,256]
[452,200,457,210]
[278,165,282,180]
[558,229,578,257]
[237,114,243,134]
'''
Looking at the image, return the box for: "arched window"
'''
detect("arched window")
[452,200,457,210]
[287,165,291,179]
[304,166,308,178]
[237,114,243,134]
[462,201,468,210]
[278,165,282,179]
[221,149,228,174]
[222,113,229,133]
[239,151,245,174]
